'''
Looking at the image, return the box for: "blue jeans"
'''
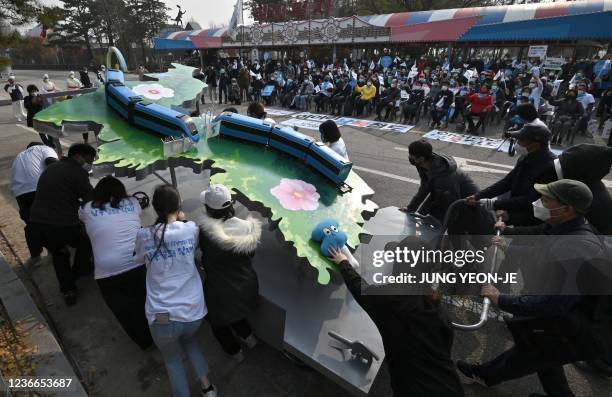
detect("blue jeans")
[150,319,209,397]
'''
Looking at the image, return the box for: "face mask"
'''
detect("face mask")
[532,199,564,221]
[367,82,372,86]
[408,156,420,166]
[82,162,93,172]
[577,90,585,95]
[529,83,536,88]
[441,86,448,91]
[515,143,528,157]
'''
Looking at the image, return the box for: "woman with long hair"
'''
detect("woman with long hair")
[79,176,152,350]
[197,184,261,362]
[135,185,217,397]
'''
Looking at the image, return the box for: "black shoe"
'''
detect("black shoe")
[63,290,77,306]
[456,360,486,386]
[528,394,549,397]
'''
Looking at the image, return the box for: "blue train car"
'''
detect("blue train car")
[215,113,273,145]
[306,142,352,184]
[269,126,314,162]
[213,112,352,186]
[104,69,200,143]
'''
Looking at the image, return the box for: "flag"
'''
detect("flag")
[229,0,243,32]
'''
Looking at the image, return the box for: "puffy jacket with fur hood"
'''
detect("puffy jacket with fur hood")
[198,214,262,326]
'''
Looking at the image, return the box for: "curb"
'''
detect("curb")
[0,254,88,396]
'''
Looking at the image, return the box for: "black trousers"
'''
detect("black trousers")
[355,99,371,115]
[16,192,43,258]
[466,111,486,131]
[330,95,345,114]
[210,318,252,355]
[30,223,93,293]
[376,101,394,119]
[218,86,228,104]
[315,94,330,111]
[96,265,153,350]
[476,346,575,397]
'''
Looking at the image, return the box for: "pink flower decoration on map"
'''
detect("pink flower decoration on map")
[271,178,320,211]
[133,83,174,100]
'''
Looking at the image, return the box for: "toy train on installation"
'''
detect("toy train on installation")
[213,113,352,187]
[104,69,201,143]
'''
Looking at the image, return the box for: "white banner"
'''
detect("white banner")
[544,57,565,71]
[280,112,414,133]
[423,130,505,150]
[265,108,297,117]
[528,45,548,59]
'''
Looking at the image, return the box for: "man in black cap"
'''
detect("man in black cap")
[466,123,556,226]
[458,179,612,397]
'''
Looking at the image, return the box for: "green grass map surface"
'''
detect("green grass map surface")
[34,64,377,284]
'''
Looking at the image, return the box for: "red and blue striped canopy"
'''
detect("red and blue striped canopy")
[360,0,610,28]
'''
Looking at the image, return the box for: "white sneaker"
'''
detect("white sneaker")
[16,118,22,122]
[201,385,218,397]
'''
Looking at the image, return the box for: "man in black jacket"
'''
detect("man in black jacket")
[400,139,479,223]
[330,76,352,116]
[375,79,401,121]
[429,83,454,128]
[466,124,556,226]
[29,143,96,305]
[328,238,465,397]
[458,179,611,397]
[550,89,584,144]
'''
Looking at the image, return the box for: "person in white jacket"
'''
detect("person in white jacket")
[41,74,57,106]
[66,71,83,96]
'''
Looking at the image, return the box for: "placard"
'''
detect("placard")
[528,45,548,59]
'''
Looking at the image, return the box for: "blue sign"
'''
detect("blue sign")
[380,56,393,69]
[263,52,270,61]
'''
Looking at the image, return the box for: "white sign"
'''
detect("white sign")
[279,112,414,133]
[528,45,548,59]
[544,57,565,71]
[423,130,505,150]
[265,108,297,117]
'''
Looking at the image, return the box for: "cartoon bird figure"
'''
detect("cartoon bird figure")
[311,219,359,268]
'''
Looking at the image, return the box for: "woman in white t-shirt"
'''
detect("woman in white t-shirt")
[79,176,152,350]
[319,120,349,161]
[134,185,217,397]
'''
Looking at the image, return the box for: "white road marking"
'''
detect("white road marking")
[352,165,420,184]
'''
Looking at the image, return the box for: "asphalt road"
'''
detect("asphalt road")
[0,70,611,397]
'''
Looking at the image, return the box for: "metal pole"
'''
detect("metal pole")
[169,165,178,187]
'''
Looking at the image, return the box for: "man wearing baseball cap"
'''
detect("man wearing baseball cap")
[458,179,612,397]
[466,122,556,226]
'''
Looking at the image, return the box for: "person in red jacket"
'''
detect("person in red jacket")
[466,86,494,134]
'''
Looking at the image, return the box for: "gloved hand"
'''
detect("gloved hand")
[479,198,497,211]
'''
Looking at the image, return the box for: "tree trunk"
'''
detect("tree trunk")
[141,40,147,66]
[84,36,94,63]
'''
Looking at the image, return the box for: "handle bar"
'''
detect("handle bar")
[451,215,502,331]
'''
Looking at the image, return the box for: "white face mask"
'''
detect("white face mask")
[515,143,528,157]
[532,198,564,221]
